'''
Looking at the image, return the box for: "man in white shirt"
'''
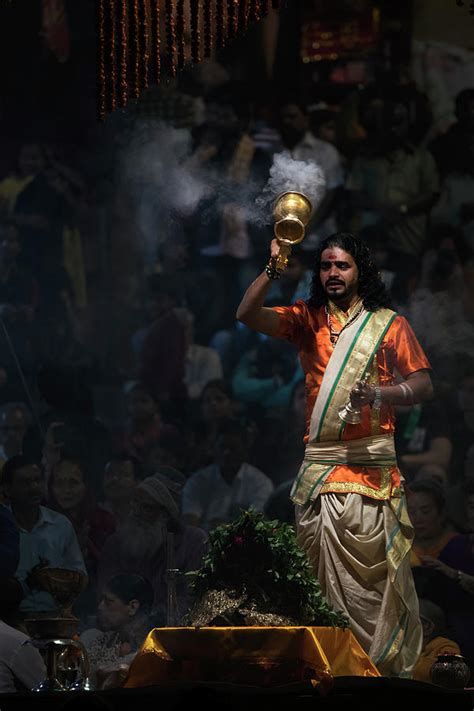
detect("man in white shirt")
[182,419,274,531]
[2,455,87,615]
[278,102,345,248]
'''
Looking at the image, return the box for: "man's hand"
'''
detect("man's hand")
[26,558,49,591]
[349,378,374,409]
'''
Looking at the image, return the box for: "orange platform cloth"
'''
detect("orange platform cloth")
[124,626,380,689]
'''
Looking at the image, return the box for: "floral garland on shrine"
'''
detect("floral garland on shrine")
[187,510,348,628]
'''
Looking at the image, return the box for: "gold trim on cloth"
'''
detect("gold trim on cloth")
[320,466,393,499]
[308,307,396,443]
[290,435,397,505]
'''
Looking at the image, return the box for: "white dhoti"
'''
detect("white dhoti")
[295,492,422,677]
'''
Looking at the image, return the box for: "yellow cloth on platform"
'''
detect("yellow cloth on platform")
[124,626,380,689]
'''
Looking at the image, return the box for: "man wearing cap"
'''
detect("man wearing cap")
[98,469,207,623]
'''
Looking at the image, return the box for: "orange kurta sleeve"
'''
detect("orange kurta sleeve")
[386,316,431,377]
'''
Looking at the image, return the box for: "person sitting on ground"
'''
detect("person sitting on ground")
[81,574,155,690]
[175,308,223,400]
[183,419,274,531]
[98,471,207,623]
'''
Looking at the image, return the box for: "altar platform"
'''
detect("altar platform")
[0,627,472,710]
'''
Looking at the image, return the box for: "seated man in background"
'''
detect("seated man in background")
[183,419,274,531]
[98,470,207,623]
[2,455,86,616]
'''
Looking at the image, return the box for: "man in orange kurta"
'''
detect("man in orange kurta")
[237,232,433,677]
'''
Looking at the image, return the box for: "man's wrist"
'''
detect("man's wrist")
[371,386,382,410]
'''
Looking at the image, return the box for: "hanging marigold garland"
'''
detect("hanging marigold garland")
[118,0,129,107]
[227,0,237,39]
[139,0,149,90]
[151,0,161,85]
[203,0,213,57]
[215,0,225,48]
[190,0,200,63]
[165,0,176,77]
[97,0,107,120]
[129,0,140,98]
[98,0,281,119]
[176,0,185,70]
[237,0,248,32]
[247,0,260,24]
[106,0,117,113]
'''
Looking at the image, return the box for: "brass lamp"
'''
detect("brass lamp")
[25,568,91,692]
[272,191,312,273]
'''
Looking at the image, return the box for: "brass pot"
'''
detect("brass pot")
[273,191,312,245]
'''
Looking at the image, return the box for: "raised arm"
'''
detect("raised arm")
[236,239,281,337]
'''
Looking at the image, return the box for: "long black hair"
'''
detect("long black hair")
[307,232,391,312]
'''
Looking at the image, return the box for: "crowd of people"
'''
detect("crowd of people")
[0,60,474,689]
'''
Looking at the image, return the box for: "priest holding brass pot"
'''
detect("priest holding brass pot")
[237,205,433,677]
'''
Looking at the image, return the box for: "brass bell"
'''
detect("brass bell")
[338,374,370,425]
[273,191,312,272]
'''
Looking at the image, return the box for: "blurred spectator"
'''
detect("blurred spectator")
[0,143,43,216]
[134,275,187,405]
[408,478,458,566]
[183,419,274,531]
[232,337,303,411]
[0,504,19,578]
[23,367,114,498]
[412,599,461,683]
[48,457,115,568]
[448,365,474,478]
[395,401,452,480]
[446,445,474,533]
[408,249,474,372]
[257,378,306,485]
[347,90,439,262]
[98,472,207,622]
[266,252,312,306]
[0,222,39,400]
[2,455,86,615]
[278,100,344,248]
[175,308,223,400]
[81,574,155,689]
[100,455,143,529]
[0,402,30,464]
[429,88,474,179]
[309,105,339,147]
[120,382,179,463]
[184,379,238,472]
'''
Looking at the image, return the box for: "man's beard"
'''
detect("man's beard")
[118,515,166,564]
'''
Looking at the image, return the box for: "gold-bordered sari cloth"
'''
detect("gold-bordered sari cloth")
[295,492,422,678]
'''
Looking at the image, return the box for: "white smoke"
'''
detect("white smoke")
[253,153,326,225]
[118,120,212,264]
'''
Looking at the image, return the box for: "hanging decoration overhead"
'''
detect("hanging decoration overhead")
[97,0,281,120]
